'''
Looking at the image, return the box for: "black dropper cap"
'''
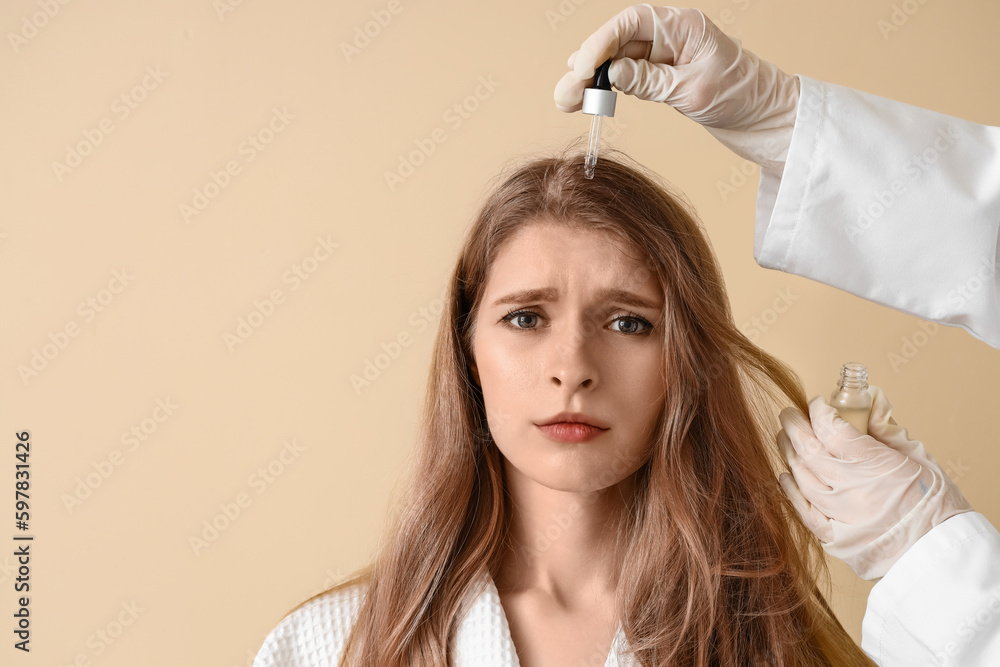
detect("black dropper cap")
[582,58,617,117]
[593,58,613,91]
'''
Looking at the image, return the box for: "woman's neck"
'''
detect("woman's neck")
[495,458,634,608]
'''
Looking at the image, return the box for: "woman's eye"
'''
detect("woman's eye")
[499,309,652,335]
[610,316,650,334]
[501,310,541,329]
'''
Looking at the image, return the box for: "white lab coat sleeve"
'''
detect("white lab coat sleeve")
[752,74,1000,349]
[860,511,1000,665]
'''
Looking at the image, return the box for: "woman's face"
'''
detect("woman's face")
[470,219,667,493]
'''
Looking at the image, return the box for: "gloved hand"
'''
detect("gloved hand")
[776,385,973,581]
[553,4,800,172]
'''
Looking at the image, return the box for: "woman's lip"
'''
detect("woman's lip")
[536,422,608,443]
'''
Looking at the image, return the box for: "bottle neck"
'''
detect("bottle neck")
[839,362,868,390]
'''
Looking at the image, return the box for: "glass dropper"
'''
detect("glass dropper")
[581,58,617,180]
[585,114,602,179]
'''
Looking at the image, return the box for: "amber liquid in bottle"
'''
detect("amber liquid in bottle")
[830,362,873,434]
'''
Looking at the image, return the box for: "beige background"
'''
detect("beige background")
[2,0,998,664]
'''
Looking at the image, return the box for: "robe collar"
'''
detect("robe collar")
[451,570,635,667]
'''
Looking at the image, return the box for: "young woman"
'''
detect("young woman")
[253,148,878,666]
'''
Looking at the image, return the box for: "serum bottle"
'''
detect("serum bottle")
[830,362,873,434]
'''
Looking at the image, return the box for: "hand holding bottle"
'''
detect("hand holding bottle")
[776,385,974,580]
[552,4,800,171]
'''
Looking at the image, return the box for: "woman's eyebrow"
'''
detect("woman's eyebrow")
[491,287,661,310]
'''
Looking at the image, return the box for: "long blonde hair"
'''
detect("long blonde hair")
[288,148,875,666]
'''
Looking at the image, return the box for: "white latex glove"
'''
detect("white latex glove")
[553,4,799,172]
[776,385,974,581]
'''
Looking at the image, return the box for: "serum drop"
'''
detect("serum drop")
[830,362,873,434]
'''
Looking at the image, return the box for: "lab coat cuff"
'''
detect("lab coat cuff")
[870,510,998,587]
[861,511,1000,661]
[752,74,824,271]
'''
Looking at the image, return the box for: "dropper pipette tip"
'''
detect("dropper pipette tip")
[584,113,602,179]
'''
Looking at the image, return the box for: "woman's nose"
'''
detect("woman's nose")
[545,316,601,388]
